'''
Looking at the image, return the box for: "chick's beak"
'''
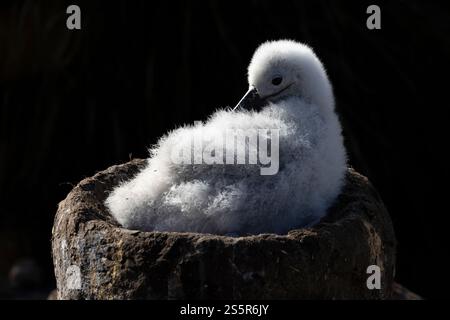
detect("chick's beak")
[233,86,266,111]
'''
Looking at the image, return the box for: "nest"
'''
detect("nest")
[52,159,396,299]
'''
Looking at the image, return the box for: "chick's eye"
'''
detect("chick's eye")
[272,76,283,86]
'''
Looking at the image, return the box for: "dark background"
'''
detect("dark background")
[1,0,449,299]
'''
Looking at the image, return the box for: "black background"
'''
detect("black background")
[1,0,449,299]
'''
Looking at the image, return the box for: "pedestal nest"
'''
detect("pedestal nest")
[52,159,397,299]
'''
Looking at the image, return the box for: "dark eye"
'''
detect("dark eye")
[271,76,283,86]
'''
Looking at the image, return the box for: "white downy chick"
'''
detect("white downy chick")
[106,40,347,235]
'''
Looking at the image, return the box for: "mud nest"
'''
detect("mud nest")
[52,159,397,299]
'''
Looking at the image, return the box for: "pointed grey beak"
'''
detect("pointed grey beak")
[233,86,266,111]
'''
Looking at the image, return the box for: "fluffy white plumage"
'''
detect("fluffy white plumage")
[106,40,347,235]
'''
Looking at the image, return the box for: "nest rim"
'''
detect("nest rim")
[52,159,396,299]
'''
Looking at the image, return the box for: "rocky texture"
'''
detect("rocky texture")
[52,159,397,299]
